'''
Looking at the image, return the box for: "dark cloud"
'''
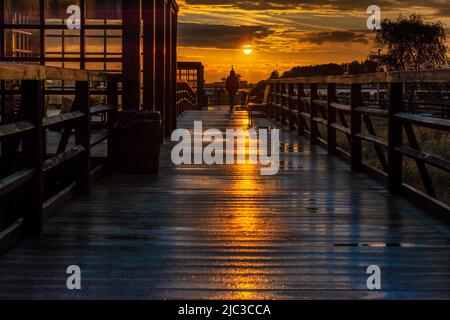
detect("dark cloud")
[184,0,450,16]
[300,31,370,45]
[178,23,274,48]
[184,0,301,10]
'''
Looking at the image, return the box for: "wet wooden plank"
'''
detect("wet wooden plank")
[0,106,449,300]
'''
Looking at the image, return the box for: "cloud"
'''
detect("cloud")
[178,23,274,49]
[299,30,370,45]
[184,0,301,11]
[182,0,450,16]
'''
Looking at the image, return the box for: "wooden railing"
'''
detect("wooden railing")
[0,63,120,253]
[256,70,450,221]
[176,81,197,116]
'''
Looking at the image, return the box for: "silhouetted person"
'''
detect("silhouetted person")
[226,67,239,113]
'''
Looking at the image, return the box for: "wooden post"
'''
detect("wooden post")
[310,84,318,145]
[155,0,165,138]
[297,83,305,136]
[170,9,178,129]
[273,83,281,121]
[327,83,337,155]
[350,84,362,170]
[107,81,118,161]
[164,2,172,136]
[288,83,295,130]
[74,81,91,194]
[122,0,141,111]
[387,82,403,193]
[143,0,155,111]
[268,83,274,117]
[21,80,44,236]
[280,83,286,125]
[196,64,205,109]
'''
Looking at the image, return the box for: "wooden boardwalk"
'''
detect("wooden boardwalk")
[1,106,450,299]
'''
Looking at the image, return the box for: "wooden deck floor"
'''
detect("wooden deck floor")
[1,106,450,299]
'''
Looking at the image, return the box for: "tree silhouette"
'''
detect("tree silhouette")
[269,70,280,79]
[370,14,448,71]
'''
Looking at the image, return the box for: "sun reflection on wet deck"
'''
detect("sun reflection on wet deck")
[207,162,282,299]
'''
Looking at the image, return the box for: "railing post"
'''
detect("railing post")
[297,83,305,136]
[155,0,165,139]
[350,84,362,170]
[327,83,337,155]
[288,83,295,130]
[170,10,178,130]
[274,83,280,121]
[107,81,118,162]
[280,83,286,125]
[122,0,141,111]
[164,2,172,136]
[268,83,274,117]
[310,83,318,145]
[75,81,91,195]
[387,82,403,193]
[21,80,44,237]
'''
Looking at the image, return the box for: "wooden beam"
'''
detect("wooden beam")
[309,84,319,145]
[20,80,44,237]
[395,113,450,131]
[297,83,305,136]
[0,169,35,198]
[387,83,403,193]
[268,68,450,84]
[107,81,119,161]
[0,121,35,139]
[350,84,362,171]
[288,83,295,130]
[74,81,91,194]
[42,111,84,129]
[171,9,178,129]
[327,83,337,155]
[143,0,155,111]
[122,0,141,111]
[155,0,166,137]
[403,122,435,197]
[0,62,118,82]
[164,2,172,136]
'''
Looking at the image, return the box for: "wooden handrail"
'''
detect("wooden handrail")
[269,68,450,84]
[175,81,197,115]
[253,69,450,221]
[0,63,121,253]
[0,62,120,82]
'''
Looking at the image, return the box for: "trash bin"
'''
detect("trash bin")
[110,110,161,174]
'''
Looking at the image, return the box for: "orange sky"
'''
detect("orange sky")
[176,0,450,83]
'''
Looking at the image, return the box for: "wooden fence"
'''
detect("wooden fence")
[0,62,197,253]
[259,69,450,221]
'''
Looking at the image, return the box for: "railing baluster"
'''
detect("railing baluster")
[280,83,286,125]
[274,83,280,122]
[387,82,404,193]
[310,83,318,145]
[297,83,305,136]
[107,81,118,162]
[403,122,435,197]
[74,81,91,194]
[327,83,337,155]
[21,80,44,236]
[269,83,275,118]
[350,84,362,171]
[288,83,295,130]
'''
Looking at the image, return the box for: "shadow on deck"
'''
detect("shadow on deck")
[1,106,449,299]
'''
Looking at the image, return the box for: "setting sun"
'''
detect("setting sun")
[243,45,253,55]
